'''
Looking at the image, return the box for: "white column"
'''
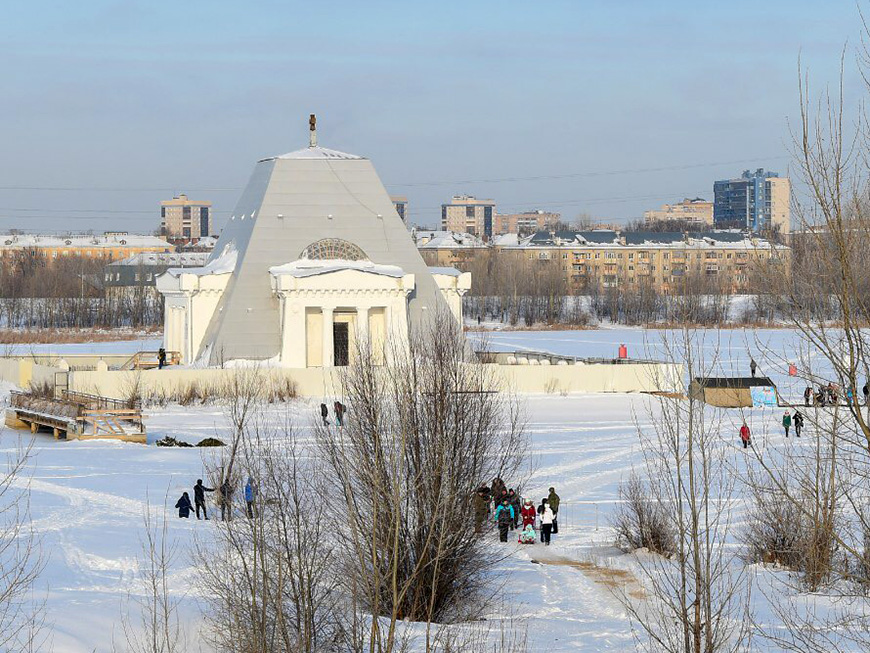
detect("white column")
[322,306,334,367]
[357,306,370,348]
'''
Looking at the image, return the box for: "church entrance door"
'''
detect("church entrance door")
[333,322,349,366]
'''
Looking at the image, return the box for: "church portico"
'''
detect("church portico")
[269,261,415,368]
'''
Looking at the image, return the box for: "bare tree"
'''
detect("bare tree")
[117,492,189,653]
[613,332,750,653]
[0,436,46,653]
[316,310,529,653]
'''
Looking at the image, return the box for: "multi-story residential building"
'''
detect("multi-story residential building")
[419,229,789,294]
[0,232,171,265]
[390,196,409,224]
[714,169,790,233]
[415,230,488,268]
[102,251,210,299]
[493,210,561,235]
[440,195,496,238]
[643,198,713,227]
[160,194,212,240]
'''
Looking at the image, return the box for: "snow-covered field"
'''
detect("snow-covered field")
[0,328,855,651]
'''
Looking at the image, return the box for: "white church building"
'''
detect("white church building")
[157,117,471,368]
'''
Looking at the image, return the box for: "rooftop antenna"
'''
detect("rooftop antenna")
[309,113,317,148]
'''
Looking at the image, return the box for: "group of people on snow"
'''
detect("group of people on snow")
[175,475,258,521]
[477,479,561,546]
[320,401,346,427]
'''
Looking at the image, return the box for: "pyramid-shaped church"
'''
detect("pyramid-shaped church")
[157,117,470,367]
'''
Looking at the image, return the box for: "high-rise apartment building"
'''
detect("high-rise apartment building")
[160,194,212,240]
[643,198,713,227]
[390,196,408,223]
[440,195,495,238]
[713,169,790,233]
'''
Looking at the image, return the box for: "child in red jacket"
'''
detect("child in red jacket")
[740,423,751,449]
[520,498,537,528]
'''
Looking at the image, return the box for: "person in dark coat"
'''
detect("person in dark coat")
[157,347,167,370]
[194,478,214,520]
[507,489,521,529]
[220,478,234,521]
[548,487,561,534]
[793,411,804,438]
[750,359,757,378]
[494,499,514,543]
[491,477,506,504]
[334,401,345,427]
[782,410,792,438]
[175,492,193,519]
[473,490,488,534]
[244,476,257,519]
[863,384,869,406]
[320,403,330,426]
[804,386,813,407]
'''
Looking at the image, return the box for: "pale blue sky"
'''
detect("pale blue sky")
[0,1,862,231]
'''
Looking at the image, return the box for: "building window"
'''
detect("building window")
[183,206,191,220]
[200,207,210,236]
[161,207,166,218]
[134,273,140,281]
[300,238,368,261]
[146,273,153,281]
[466,206,475,218]
[183,227,191,237]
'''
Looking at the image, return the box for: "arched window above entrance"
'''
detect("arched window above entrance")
[300,238,368,261]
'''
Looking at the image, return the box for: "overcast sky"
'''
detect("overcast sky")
[0,1,862,233]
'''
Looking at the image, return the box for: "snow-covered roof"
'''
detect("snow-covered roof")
[166,244,238,277]
[417,231,486,248]
[180,236,218,250]
[427,266,462,277]
[0,233,171,249]
[269,259,406,279]
[108,252,210,267]
[261,146,365,162]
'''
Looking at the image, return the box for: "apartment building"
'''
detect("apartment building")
[415,230,488,267]
[419,229,789,294]
[160,194,212,239]
[714,169,790,233]
[390,196,409,223]
[643,198,713,226]
[493,210,561,235]
[440,195,495,238]
[0,232,172,264]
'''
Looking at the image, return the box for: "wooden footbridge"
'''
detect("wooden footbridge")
[6,390,146,443]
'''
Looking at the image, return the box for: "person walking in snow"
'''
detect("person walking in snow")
[740,423,751,449]
[750,358,757,378]
[491,477,506,505]
[539,501,555,546]
[537,498,549,542]
[494,499,514,543]
[782,410,792,438]
[804,386,813,407]
[220,478,235,521]
[508,489,521,529]
[793,411,804,438]
[157,347,167,370]
[175,491,193,519]
[320,403,330,426]
[244,477,257,519]
[548,487,561,534]
[520,498,537,529]
[863,384,869,406]
[473,486,490,534]
[194,478,214,520]
[333,401,345,427]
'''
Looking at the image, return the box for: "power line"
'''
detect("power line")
[0,154,791,193]
[389,155,792,188]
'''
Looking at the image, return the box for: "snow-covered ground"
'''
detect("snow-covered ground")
[0,328,858,651]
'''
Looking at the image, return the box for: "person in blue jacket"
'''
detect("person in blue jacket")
[494,499,515,542]
[175,492,193,519]
[244,477,257,519]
